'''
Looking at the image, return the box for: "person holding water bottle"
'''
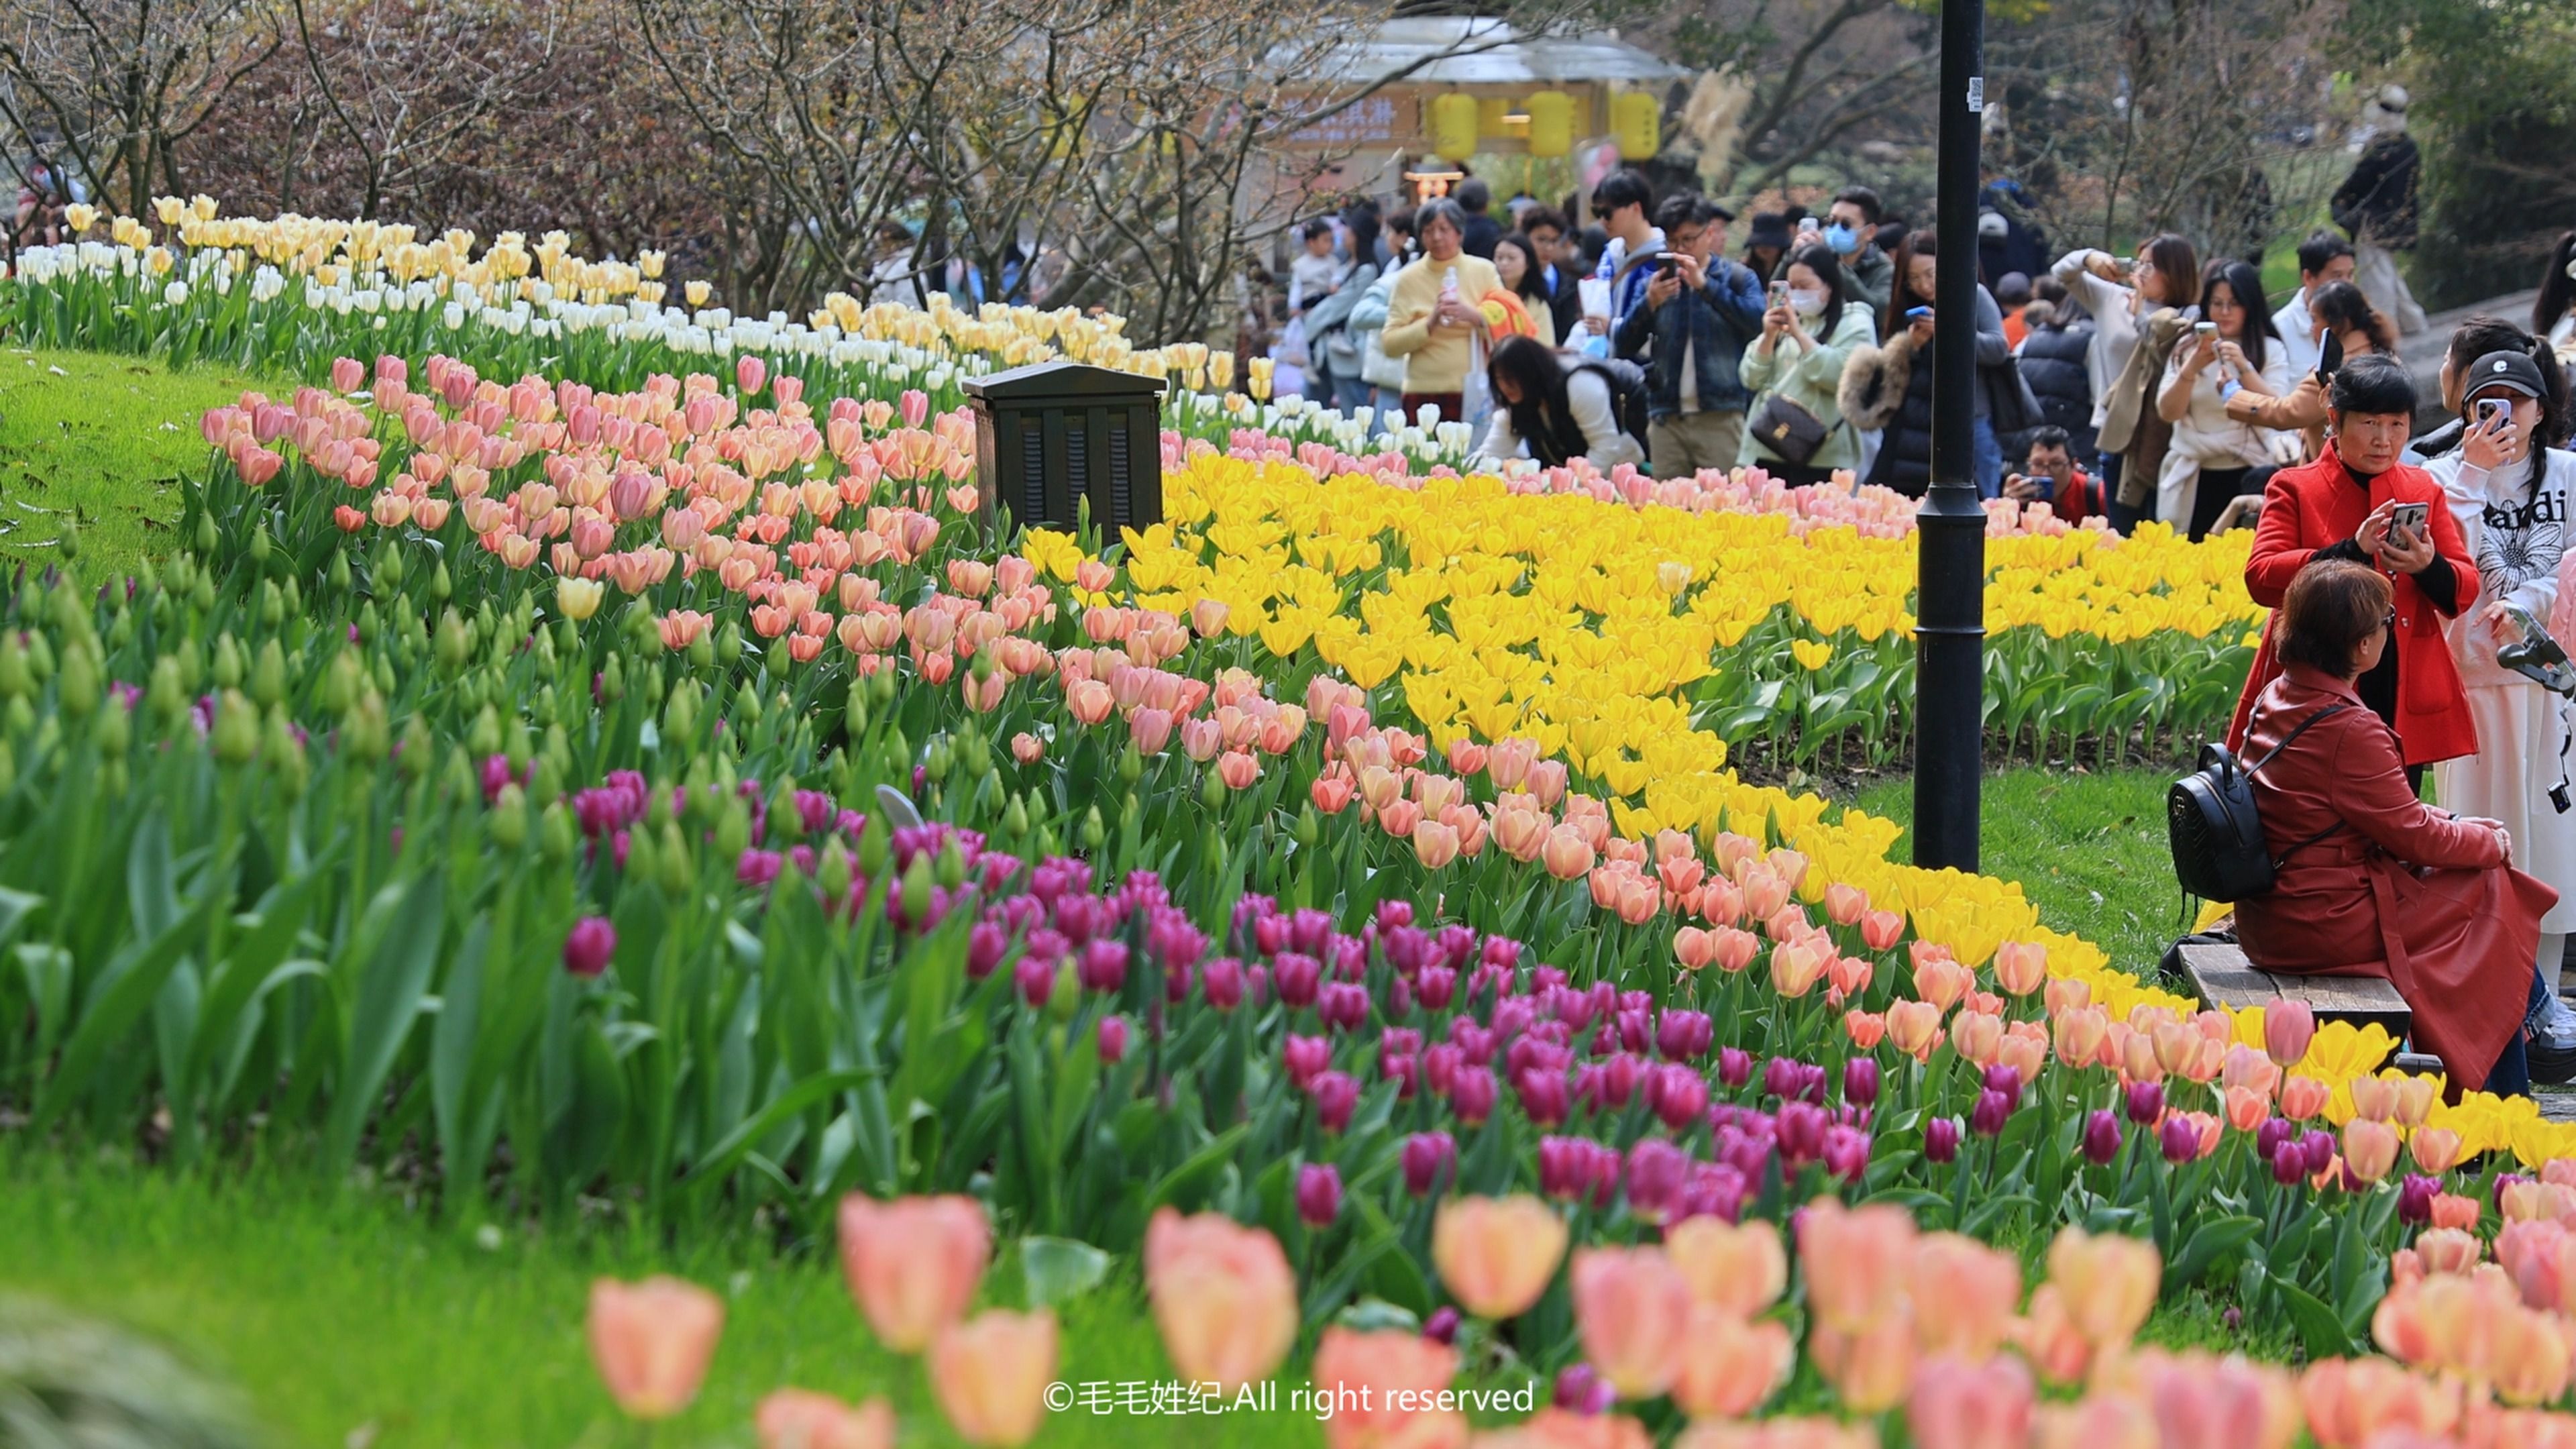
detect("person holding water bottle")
[1379,198,1501,429]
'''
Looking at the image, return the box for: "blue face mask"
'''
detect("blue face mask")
[1825,223,1862,256]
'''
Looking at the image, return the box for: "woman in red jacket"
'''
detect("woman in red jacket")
[2236,561,2553,1093]
[2228,356,2477,774]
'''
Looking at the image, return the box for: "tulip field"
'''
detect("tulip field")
[5,207,2576,1449]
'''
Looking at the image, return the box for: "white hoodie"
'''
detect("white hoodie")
[2429,447,2576,689]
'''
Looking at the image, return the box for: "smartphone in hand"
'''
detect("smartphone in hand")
[2385,500,2430,549]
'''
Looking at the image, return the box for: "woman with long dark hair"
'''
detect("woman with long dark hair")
[2155,258,2290,539]
[1490,233,1558,347]
[2428,337,2576,1071]
[1840,229,2012,496]
[2053,232,2202,531]
[1470,334,1643,472]
[2538,232,2576,370]
[1738,243,1876,487]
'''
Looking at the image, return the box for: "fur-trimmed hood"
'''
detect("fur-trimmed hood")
[1838,329,1919,435]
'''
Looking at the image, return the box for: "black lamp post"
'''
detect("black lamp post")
[1913,0,1988,871]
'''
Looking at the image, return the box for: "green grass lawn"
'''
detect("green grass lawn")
[1849,766,2184,977]
[0,347,276,582]
[0,1151,1324,1449]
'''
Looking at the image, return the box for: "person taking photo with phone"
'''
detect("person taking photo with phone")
[1841,229,2014,497]
[1737,243,1876,487]
[2426,348,2576,1071]
[2156,258,2292,539]
[1615,195,1765,478]
[2053,233,2202,533]
[2230,354,2477,790]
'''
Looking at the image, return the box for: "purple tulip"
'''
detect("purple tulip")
[562,916,618,978]
[1273,952,1321,1008]
[1424,1306,1461,1344]
[1842,1057,1882,1110]
[1624,1138,1689,1222]
[1201,957,1244,1010]
[1481,935,1525,973]
[1980,1064,2023,1113]
[1375,898,1415,932]
[1287,908,1333,956]
[2126,1079,2165,1125]
[2255,1118,2296,1163]
[1381,925,1433,977]
[1450,1065,1498,1125]
[1295,1163,1342,1227]
[1254,914,1291,957]
[1970,1087,2013,1137]
[1584,1053,1645,1114]
[1776,1099,1827,1167]
[1402,1132,1457,1196]
[1076,938,1129,993]
[1283,1034,1330,1089]
[1437,924,1479,971]
[2302,1130,2337,1177]
[1717,1047,1755,1089]
[1451,1022,1496,1066]
[1763,1055,1807,1101]
[1097,1014,1129,1064]
[2398,1173,2438,1225]
[2082,1109,2124,1165]
[1822,1123,1871,1182]
[1539,1136,1616,1205]
[1924,1116,1962,1165]
[1417,965,1457,1010]
[2272,1141,2310,1185]
[1318,981,1371,1033]
[1554,1364,1614,1416]
[1516,1067,1570,1127]
[1613,1008,1648,1055]
[2159,1114,2202,1163]
[1014,953,1056,1008]
[1655,1009,1713,1062]
[1310,1071,1359,1133]
[1680,1161,1752,1224]
[1647,1063,1708,1132]
[1421,1043,1462,1098]
[967,920,1010,979]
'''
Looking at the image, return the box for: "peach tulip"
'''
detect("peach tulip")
[1413,819,1462,870]
[1540,825,1595,881]
[1992,940,2048,996]
[1796,1197,1914,1333]
[2044,1226,2160,1349]
[2280,1074,2331,1122]
[2014,1283,2093,1385]
[1569,1246,1693,1399]
[2263,1000,2316,1069]
[2348,1075,2400,1123]
[1809,1307,1913,1414]
[1476,1407,1652,1449]
[1433,1195,1568,1319]
[1670,1305,1793,1419]
[1886,1000,1943,1062]
[1142,1208,1297,1393]
[587,1275,724,1419]
[2030,1396,2158,1449]
[1909,1233,2021,1361]
[1907,1352,2033,1449]
[2411,1126,2463,1176]
[757,1389,897,1449]
[1309,1327,1466,1449]
[927,1309,1056,1447]
[837,1193,989,1352]
[1665,1215,1788,1319]
[2341,1118,2401,1185]
[1674,1417,1878,1449]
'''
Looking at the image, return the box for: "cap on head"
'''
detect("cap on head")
[2466,350,2548,402]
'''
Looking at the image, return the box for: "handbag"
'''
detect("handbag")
[1749,392,1829,467]
[1982,354,2046,436]
[2166,702,2349,902]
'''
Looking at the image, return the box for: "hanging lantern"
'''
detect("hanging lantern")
[1430,93,1479,162]
[1611,91,1660,162]
[1526,91,1574,158]
[1478,97,1510,136]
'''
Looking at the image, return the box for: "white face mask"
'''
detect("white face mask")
[1789,288,1829,315]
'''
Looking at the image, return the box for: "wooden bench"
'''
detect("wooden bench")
[2174,940,2435,1073]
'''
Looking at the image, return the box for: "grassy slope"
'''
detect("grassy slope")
[1849,767,2183,977]
[0,1151,1322,1449]
[0,346,273,581]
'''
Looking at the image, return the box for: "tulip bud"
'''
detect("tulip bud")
[1118,743,1142,786]
[1924,1116,1962,1164]
[146,655,184,727]
[1295,1163,1342,1227]
[56,643,99,720]
[856,812,891,879]
[540,802,577,863]
[193,513,214,555]
[1296,802,1321,849]
[489,782,529,850]
[431,560,451,602]
[818,839,853,900]
[211,631,244,690]
[1079,805,1106,851]
[0,635,28,699]
[715,797,753,862]
[600,652,626,704]
[244,637,284,708]
[658,820,694,894]
[900,853,934,924]
[1097,1014,1130,1063]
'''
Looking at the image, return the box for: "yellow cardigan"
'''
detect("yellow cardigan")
[1379,254,1504,394]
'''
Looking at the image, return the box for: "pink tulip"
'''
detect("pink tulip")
[836,1193,989,1352]
[1907,1353,2034,1449]
[1569,1246,1693,1399]
[2263,1001,2316,1069]
[586,1276,724,1419]
[757,1389,896,1449]
[1143,1208,1297,1392]
[737,354,769,396]
[927,1309,1055,1447]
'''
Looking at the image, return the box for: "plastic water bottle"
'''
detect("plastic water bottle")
[1440,266,1459,305]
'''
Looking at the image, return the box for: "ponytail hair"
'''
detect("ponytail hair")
[2532,231,2576,343]
[2532,331,2573,450]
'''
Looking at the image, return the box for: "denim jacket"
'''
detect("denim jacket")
[1611,260,1768,419]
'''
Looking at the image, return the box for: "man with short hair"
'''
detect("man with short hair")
[1455,178,1503,260]
[1519,205,1581,350]
[2274,231,2360,377]
[1584,170,1662,345]
[2003,426,2102,523]
[1615,197,1764,479]
[1821,185,1894,317]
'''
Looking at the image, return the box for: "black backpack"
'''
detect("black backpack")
[1570,358,1653,451]
[2167,704,2348,902]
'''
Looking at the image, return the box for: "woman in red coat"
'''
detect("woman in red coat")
[2236,561,2553,1093]
[2228,356,2477,771]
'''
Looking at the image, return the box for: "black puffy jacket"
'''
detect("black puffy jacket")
[2017,318,2098,459]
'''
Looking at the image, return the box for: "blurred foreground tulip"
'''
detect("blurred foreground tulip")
[587,1275,724,1419]
[928,1309,1057,1447]
[837,1193,990,1352]
[757,1389,897,1449]
[1434,1195,1568,1320]
[1143,1208,1297,1392]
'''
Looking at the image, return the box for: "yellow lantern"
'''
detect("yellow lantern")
[1478,97,1510,136]
[1526,91,1574,158]
[1611,91,1660,162]
[1430,93,1479,162]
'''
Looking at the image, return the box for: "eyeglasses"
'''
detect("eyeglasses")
[2381,611,2398,633]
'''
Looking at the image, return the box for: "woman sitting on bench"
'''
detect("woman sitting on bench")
[2236,559,2558,1094]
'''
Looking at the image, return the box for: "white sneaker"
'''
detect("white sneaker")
[2534,990,2576,1051]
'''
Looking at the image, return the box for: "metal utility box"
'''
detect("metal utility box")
[962,362,1167,536]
